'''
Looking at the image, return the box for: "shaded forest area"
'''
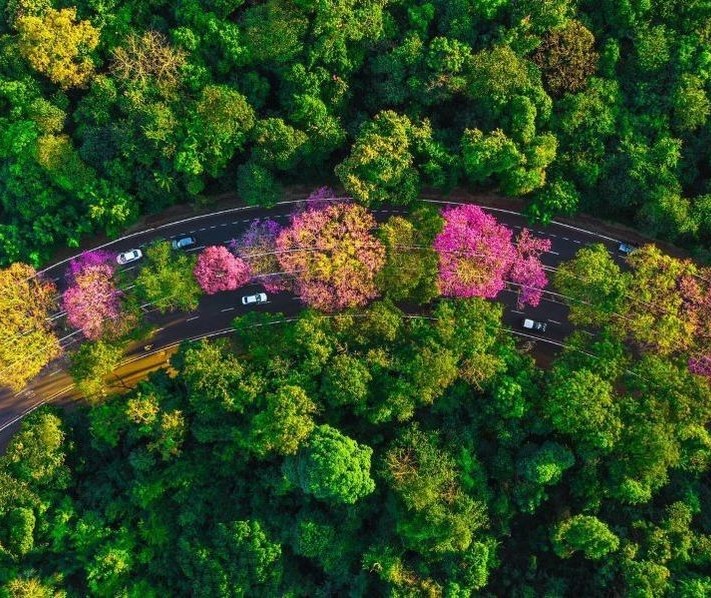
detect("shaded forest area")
[1,301,710,595]
[1,0,710,266]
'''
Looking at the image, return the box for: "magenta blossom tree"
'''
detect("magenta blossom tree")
[194,245,251,295]
[433,205,516,298]
[66,250,115,283]
[230,219,290,293]
[510,229,552,308]
[689,354,711,377]
[276,203,386,312]
[299,186,343,212]
[63,256,122,340]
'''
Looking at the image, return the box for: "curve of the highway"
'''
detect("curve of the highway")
[0,196,628,448]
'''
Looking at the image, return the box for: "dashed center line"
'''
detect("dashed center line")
[221,307,235,313]
[547,319,562,325]
[186,315,200,322]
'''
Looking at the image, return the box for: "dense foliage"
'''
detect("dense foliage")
[556,243,711,377]
[1,0,709,267]
[1,300,710,595]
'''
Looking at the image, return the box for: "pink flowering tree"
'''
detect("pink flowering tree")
[299,186,343,212]
[433,205,516,298]
[66,250,115,282]
[194,246,251,295]
[680,270,711,378]
[689,355,711,377]
[276,203,386,312]
[63,252,122,340]
[230,219,290,293]
[510,229,552,308]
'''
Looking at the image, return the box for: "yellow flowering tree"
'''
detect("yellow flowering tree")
[17,7,100,89]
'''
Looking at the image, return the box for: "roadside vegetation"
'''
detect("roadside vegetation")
[0,189,557,392]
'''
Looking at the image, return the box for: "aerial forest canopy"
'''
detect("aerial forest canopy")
[0,0,710,266]
[1,301,711,595]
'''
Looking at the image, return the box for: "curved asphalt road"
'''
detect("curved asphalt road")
[0,196,627,447]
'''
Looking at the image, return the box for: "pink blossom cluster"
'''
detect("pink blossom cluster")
[434,205,516,298]
[433,205,550,307]
[510,229,552,308]
[230,219,290,293]
[276,202,386,312]
[680,272,711,377]
[63,258,122,340]
[299,186,342,212]
[688,355,711,377]
[66,250,115,283]
[194,245,251,295]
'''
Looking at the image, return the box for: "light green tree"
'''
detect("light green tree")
[135,241,201,313]
[283,424,375,504]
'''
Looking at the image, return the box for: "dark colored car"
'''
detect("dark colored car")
[172,236,197,250]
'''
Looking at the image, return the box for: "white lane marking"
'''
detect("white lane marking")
[210,225,217,229]
[0,399,47,432]
[186,245,205,252]
[562,237,570,241]
[549,234,557,238]
[221,307,235,313]
[199,227,206,232]
[573,240,581,244]
[186,315,200,322]
[123,266,136,272]
[220,223,228,227]
[547,250,560,256]
[548,319,562,325]
[512,310,525,315]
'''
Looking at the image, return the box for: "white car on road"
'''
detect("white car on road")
[241,292,267,306]
[116,249,143,265]
[522,318,547,333]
